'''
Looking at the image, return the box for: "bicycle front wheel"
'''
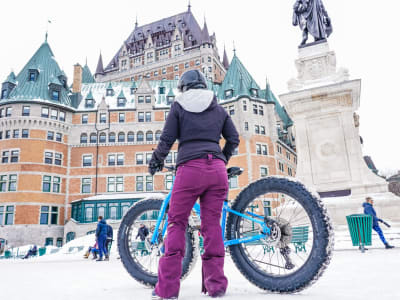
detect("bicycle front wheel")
[226,177,334,293]
[118,198,198,287]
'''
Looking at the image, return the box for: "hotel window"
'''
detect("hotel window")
[107,176,123,192]
[277,144,282,154]
[256,144,261,155]
[47,131,54,140]
[127,132,134,142]
[0,108,4,118]
[286,152,291,160]
[59,111,66,122]
[146,153,152,164]
[118,132,125,142]
[117,154,124,166]
[42,175,61,193]
[56,132,62,142]
[145,112,151,122]
[80,134,88,143]
[145,95,151,103]
[55,153,62,166]
[51,109,58,120]
[45,152,53,164]
[255,125,260,134]
[100,113,106,123]
[6,107,12,117]
[166,152,173,164]
[136,153,144,165]
[119,113,125,123]
[253,104,258,114]
[51,90,60,101]
[243,101,247,111]
[19,129,27,138]
[10,150,18,163]
[174,65,179,71]
[82,155,92,167]
[13,129,19,138]
[109,132,116,143]
[278,162,285,172]
[195,59,200,66]
[22,106,30,116]
[0,175,17,192]
[162,68,167,74]
[137,131,144,142]
[185,62,189,68]
[262,145,268,156]
[229,106,235,116]
[82,114,88,124]
[260,126,265,135]
[90,133,97,143]
[260,167,268,178]
[56,238,63,247]
[5,130,10,139]
[288,167,293,176]
[108,154,116,166]
[41,107,49,118]
[138,112,144,122]
[1,206,15,225]
[146,176,153,191]
[146,131,153,142]
[40,206,58,225]
[99,132,106,143]
[165,175,173,190]
[244,122,249,131]
[259,105,264,116]
[136,176,144,191]
[138,96,144,103]
[155,131,162,141]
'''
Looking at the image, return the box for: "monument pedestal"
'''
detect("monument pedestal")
[280,42,399,225]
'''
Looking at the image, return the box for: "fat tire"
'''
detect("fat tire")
[226,177,334,293]
[118,198,198,287]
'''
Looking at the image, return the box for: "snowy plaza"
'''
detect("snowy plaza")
[1,228,399,300]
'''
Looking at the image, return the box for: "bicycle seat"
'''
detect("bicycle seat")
[227,167,244,179]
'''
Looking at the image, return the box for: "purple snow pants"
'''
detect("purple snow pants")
[155,156,228,298]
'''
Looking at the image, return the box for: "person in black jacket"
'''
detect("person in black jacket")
[149,70,240,300]
[363,197,394,249]
[136,223,149,241]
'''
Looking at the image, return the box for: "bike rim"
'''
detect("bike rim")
[126,209,167,277]
[236,190,315,277]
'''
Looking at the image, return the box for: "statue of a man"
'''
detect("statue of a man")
[293,0,332,46]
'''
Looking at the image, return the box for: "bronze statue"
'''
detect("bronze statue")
[293,0,332,46]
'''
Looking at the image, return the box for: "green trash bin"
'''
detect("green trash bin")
[346,214,373,253]
[4,250,12,259]
[38,247,46,256]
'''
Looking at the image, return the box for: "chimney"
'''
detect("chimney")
[72,63,83,93]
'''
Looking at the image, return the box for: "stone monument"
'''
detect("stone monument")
[280,39,399,225]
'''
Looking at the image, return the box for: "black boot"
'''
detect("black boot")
[385,243,394,249]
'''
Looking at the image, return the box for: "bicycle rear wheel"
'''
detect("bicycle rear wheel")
[118,198,198,287]
[226,177,333,293]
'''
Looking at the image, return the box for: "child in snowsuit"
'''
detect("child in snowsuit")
[363,197,394,249]
[95,216,108,261]
[149,70,240,299]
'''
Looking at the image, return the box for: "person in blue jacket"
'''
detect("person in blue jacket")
[363,197,394,249]
[95,216,108,261]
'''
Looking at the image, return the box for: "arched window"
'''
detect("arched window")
[66,232,75,243]
[155,130,162,141]
[99,132,106,143]
[137,131,144,142]
[90,133,97,144]
[127,131,134,142]
[109,132,116,143]
[118,132,125,142]
[146,131,153,141]
[80,133,87,144]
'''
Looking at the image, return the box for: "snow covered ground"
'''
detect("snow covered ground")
[1,245,399,300]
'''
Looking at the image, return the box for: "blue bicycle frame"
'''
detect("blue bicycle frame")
[150,177,271,247]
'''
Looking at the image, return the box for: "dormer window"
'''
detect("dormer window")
[130,88,136,95]
[117,98,126,107]
[85,99,94,108]
[225,89,233,98]
[58,75,67,88]
[1,89,8,99]
[29,70,38,81]
[167,95,175,104]
[250,88,258,97]
[106,87,114,96]
[51,90,60,101]
[159,87,165,95]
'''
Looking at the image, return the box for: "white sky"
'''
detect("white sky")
[1,0,399,173]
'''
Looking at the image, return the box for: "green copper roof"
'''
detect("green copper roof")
[107,82,113,90]
[4,71,16,84]
[118,90,126,99]
[217,54,260,100]
[7,41,73,107]
[82,64,95,83]
[131,81,137,89]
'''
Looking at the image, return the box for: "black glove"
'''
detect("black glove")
[379,219,391,228]
[148,158,164,176]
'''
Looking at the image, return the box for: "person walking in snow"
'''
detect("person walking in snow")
[95,216,108,261]
[148,70,240,299]
[363,197,394,249]
[136,223,149,241]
